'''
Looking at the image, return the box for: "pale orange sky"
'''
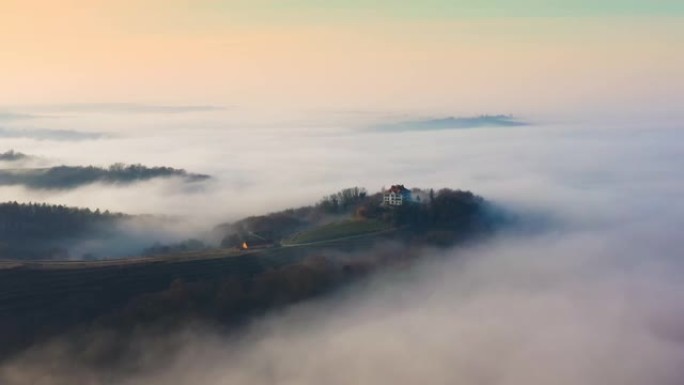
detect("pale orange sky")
[2,1,683,116]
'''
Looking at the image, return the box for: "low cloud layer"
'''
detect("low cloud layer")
[0,113,38,122]
[29,103,226,115]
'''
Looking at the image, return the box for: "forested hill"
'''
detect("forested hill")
[0,150,30,162]
[0,163,210,190]
[217,186,506,248]
[0,186,509,260]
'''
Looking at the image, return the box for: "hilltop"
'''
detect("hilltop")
[0,186,506,261]
[216,186,505,250]
[371,115,528,132]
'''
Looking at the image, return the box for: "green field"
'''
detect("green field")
[285,219,392,245]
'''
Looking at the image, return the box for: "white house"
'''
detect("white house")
[383,184,412,206]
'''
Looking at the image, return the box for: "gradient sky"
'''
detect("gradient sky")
[2,1,683,116]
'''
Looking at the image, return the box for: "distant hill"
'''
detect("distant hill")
[372,115,528,132]
[0,163,210,190]
[0,202,127,259]
[0,150,30,162]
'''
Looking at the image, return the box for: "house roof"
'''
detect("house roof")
[388,184,409,194]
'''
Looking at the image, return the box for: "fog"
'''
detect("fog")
[0,106,682,383]
[2,107,679,226]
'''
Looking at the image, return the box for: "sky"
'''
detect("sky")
[2,1,683,117]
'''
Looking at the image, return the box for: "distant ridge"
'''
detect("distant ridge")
[372,115,528,132]
[0,163,210,190]
[0,150,30,162]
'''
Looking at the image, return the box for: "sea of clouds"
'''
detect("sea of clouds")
[0,106,683,383]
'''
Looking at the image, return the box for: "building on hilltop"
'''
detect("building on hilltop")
[383,184,412,206]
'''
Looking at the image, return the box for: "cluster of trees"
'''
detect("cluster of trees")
[0,202,124,239]
[355,188,500,245]
[318,187,368,214]
[383,188,487,227]
[105,163,209,183]
[316,187,493,234]
[0,163,210,190]
[218,186,500,248]
[0,202,125,259]
[107,255,346,328]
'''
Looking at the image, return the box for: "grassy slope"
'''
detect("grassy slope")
[285,219,392,245]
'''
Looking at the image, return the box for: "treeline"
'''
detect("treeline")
[357,188,506,245]
[218,186,502,248]
[0,202,126,259]
[105,163,209,183]
[376,189,491,227]
[17,245,419,367]
[0,163,210,190]
[318,186,368,213]
[0,202,124,239]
